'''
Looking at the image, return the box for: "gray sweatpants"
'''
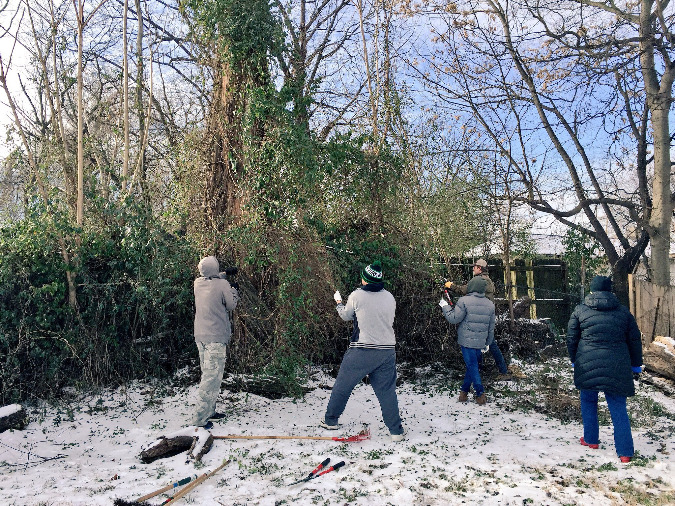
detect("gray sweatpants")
[324,348,404,435]
[191,342,227,426]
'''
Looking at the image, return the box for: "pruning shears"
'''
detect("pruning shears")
[443,280,455,306]
[289,458,345,486]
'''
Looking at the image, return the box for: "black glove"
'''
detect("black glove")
[230,281,239,290]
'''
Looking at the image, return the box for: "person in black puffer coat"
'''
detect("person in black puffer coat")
[567,275,643,463]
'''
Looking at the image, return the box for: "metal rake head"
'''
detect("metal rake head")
[337,427,371,443]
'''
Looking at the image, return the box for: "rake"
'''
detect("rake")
[213,427,370,443]
[160,459,230,504]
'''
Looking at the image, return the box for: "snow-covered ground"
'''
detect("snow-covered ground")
[1,358,674,505]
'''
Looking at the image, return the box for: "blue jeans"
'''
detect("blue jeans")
[461,346,484,397]
[580,390,634,457]
[324,348,404,435]
[490,341,508,374]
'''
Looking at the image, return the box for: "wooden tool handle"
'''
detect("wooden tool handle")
[162,474,208,504]
[213,435,332,441]
[136,476,195,502]
[163,460,230,504]
[137,483,176,502]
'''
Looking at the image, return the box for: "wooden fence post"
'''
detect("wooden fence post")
[526,259,537,319]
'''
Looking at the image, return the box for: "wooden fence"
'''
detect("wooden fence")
[628,275,675,345]
[446,258,571,330]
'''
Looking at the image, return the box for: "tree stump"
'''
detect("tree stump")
[140,426,214,463]
[139,435,195,463]
[0,404,27,432]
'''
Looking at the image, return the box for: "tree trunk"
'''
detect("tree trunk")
[639,0,674,286]
[611,261,631,307]
[135,0,146,192]
[647,105,672,285]
[122,0,130,191]
[205,62,246,229]
[76,2,84,228]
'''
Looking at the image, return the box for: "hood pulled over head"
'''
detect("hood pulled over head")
[590,275,613,293]
[198,256,220,277]
[584,291,620,311]
[467,276,487,294]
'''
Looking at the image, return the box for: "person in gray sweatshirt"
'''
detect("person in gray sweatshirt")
[321,260,406,441]
[440,276,495,405]
[191,256,239,427]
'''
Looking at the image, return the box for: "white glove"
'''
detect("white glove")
[481,345,489,354]
[334,291,342,303]
[439,298,448,307]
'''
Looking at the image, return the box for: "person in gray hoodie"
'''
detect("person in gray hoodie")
[191,256,239,428]
[322,260,405,441]
[440,276,495,405]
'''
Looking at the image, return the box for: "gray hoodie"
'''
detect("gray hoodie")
[337,286,396,349]
[194,256,239,344]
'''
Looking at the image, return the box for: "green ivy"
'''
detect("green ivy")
[0,202,197,403]
[562,228,604,300]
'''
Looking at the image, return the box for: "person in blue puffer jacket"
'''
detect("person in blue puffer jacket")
[440,276,495,405]
[567,275,643,463]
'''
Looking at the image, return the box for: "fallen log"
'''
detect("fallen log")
[640,372,675,397]
[644,336,675,382]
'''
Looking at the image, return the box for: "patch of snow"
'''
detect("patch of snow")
[0,362,674,505]
[654,336,675,357]
[0,404,22,418]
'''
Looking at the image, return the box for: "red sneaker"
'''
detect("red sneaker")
[620,456,631,463]
[580,437,599,449]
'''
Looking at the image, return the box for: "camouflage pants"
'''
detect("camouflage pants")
[192,342,227,426]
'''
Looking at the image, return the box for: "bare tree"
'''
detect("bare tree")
[73,0,109,226]
[122,0,129,191]
[1,50,79,307]
[273,0,359,136]
[526,0,675,286]
[412,0,656,301]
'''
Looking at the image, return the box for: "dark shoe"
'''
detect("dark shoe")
[458,391,469,403]
[580,437,599,449]
[475,393,487,405]
[620,456,631,463]
[202,421,214,430]
[208,412,226,421]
